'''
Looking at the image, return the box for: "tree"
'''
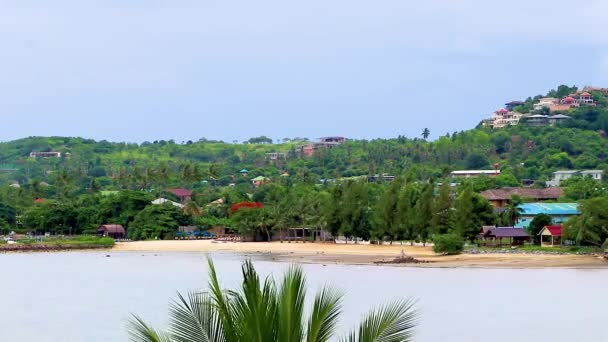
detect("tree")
[503,195,523,226]
[128,259,418,342]
[414,182,434,245]
[372,177,404,242]
[421,128,430,140]
[431,182,453,236]
[564,197,608,245]
[563,176,607,200]
[527,213,552,245]
[432,233,464,255]
[397,180,420,245]
[129,204,192,240]
[454,185,475,242]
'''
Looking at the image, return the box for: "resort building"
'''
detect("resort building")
[515,203,579,229]
[450,170,500,178]
[480,187,563,208]
[578,92,594,105]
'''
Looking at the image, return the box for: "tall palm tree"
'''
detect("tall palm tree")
[421,128,430,141]
[129,260,418,342]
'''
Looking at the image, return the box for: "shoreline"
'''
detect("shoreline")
[112,240,608,269]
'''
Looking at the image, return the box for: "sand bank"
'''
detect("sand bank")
[113,240,608,269]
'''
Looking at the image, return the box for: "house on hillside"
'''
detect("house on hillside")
[29,151,62,158]
[152,198,185,208]
[515,203,579,229]
[533,98,558,111]
[539,225,563,247]
[167,188,193,203]
[548,114,571,125]
[450,170,500,178]
[98,224,126,239]
[525,114,549,126]
[485,109,522,128]
[578,92,595,105]
[265,152,285,160]
[251,176,267,187]
[297,136,345,157]
[546,170,603,186]
[480,187,563,208]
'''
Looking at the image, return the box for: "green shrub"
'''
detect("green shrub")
[602,238,608,250]
[433,233,465,255]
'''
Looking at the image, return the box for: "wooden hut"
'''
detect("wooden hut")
[539,225,562,247]
[480,227,529,247]
[97,224,126,239]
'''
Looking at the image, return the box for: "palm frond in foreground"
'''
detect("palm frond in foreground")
[128,259,418,341]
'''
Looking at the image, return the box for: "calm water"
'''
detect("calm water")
[0,251,607,341]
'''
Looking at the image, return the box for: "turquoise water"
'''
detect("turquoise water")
[1,251,607,341]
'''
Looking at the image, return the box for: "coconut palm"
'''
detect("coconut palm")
[129,259,418,342]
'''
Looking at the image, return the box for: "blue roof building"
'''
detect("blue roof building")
[515,203,579,228]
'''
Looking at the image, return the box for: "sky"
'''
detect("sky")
[1,0,608,143]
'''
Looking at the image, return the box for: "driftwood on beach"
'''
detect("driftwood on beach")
[375,250,430,264]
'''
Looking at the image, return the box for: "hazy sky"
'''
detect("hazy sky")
[1,0,607,143]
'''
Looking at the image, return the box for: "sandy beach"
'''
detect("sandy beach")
[113,240,608,268]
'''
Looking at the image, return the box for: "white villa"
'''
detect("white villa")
[546,170,604,186]
[485,109,523,128]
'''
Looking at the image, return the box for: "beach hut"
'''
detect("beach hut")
[97,224,126,239]
[539,225,562,247]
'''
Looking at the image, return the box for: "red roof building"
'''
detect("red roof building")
[168,188,193,202]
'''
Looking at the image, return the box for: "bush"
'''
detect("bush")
[602,238,608,251]
[433,234,465,255]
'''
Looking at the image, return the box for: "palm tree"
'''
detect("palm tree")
[504,195,524,226]
[421,128,430,140]
[129,259,418,342]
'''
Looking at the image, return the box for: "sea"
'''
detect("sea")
[1,251,606,341]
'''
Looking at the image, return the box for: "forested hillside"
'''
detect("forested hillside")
[1,84,607,245]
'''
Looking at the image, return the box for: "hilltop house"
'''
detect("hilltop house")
[450,170,500,178]
[505,101,524,111]
[546,170,603,186]
[515,203,579,229]
[298,136,345,156]
[480,187,563,208]
[533,98,558,111]
[265,152,285,160]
